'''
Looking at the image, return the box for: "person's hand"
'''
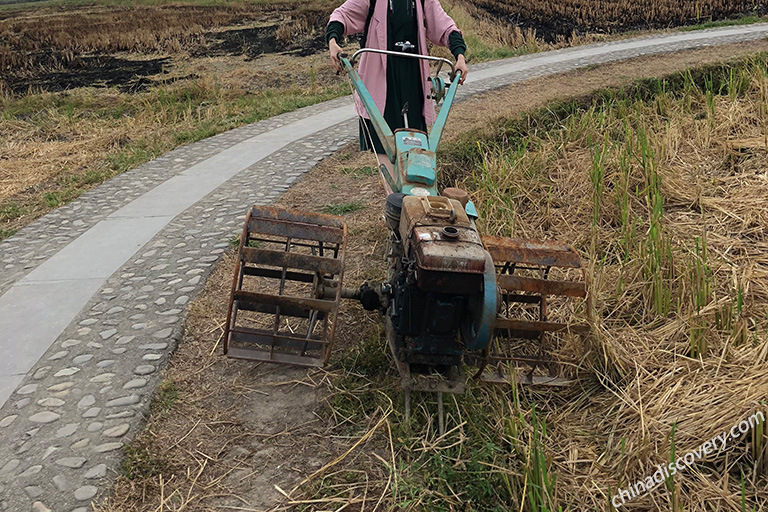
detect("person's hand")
[329,38,343,72]
[455,54,468,84]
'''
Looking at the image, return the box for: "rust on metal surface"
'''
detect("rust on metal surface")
[243,266,315,283]
[234,296,325,319]
[241,247,344,275]
[399,195,471,241]
[482,235,583,269]
[233,290,337,314]
[442,187,469,207]
[247,216,344,244]
[230,328,326,351]
[468,234,589,387]
[224,206,347,367]
[226,346,325,368]
[248,205,346,229]
[411,226,487,274]
[497,274,587,298]
[403,194,486,276]
[495,317,590,335]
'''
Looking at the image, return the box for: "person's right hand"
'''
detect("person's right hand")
[454,54,468,84]
[329,38,343,72]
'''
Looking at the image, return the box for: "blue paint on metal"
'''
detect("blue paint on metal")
[395,131,434,186]
[466,252,498,351]
[340,57,397,164]
[400,182,438,196]
[340,54,461,198]
[464,201,478,219]
[429,76,447,103]
[427,70,461,151]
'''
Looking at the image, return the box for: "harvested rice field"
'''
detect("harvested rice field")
[97,49,768,511]
[441,55,768,511]
[473,0,768,42]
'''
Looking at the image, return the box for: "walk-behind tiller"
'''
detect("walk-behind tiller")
[224,50,590,432]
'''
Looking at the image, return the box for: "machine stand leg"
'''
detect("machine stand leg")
[437,392,445,436]
[405,390,411,422]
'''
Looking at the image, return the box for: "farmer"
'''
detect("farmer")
[326,0,467,188]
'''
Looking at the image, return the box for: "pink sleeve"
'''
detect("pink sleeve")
[328,0,371,36]
[423,0,460,47]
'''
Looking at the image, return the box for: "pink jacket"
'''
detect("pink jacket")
[328,0,460,124]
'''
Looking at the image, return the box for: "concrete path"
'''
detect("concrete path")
[0,23,767,512]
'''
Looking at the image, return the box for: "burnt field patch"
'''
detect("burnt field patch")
[2,0,765,93]
[0,3,332,93]
[6,55,177,94]
[473,0,768,43]
[194,21,327,60]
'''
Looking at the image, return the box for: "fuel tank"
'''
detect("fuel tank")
[399,195,487,294]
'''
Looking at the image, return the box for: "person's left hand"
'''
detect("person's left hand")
[454,54,468,85]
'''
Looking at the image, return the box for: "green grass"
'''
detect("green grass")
[121,442,168,480]
[151,380,179,415]
[340,165,376,178]
[464,33,541,62]
[106,81,350,170]
[315,328,565,511]
[681,14,768,31]
[321,200,366,215]
[0,81,351,241]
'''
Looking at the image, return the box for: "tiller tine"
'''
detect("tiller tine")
[224,206,347,367]
[476,236,589,386]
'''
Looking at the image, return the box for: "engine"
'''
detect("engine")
[383,193,489,371]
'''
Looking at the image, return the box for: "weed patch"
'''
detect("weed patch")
[341,165,376,178]
[321,200,366,215]
[121,443,168,481]
[151,381,179,415]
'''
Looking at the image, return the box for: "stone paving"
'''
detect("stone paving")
[0,23,767,512]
